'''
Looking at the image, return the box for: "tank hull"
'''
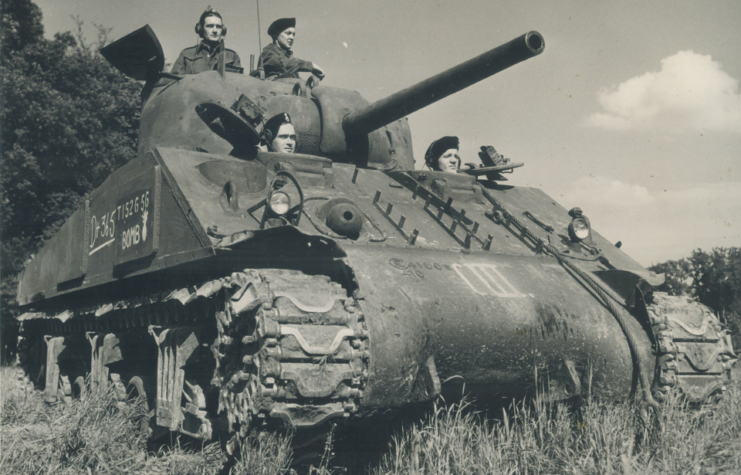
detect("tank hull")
[17,146,736,432]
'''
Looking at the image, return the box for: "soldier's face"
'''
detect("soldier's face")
[272,124,297,153]
[203,16,224,42]
[276,28,295,50]
[437,149,460,173]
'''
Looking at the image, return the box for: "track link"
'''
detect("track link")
[215,270,369,452]
[647,292,737,403]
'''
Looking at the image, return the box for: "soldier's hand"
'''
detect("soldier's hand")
[307,75,321,89]
[312,64,325,79]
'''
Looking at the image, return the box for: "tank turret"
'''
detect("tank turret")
[101,27,542,171]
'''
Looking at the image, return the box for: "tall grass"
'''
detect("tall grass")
[369,384,741,475]
[229,431,294,475]
[0,365,296,474]
[1,366,149,474]
[3,362,741,474]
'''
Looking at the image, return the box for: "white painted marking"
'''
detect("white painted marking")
[142,210,149,242]
[452,263,525,298]
[89,238,115,255]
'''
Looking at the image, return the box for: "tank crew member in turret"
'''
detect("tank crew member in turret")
[425,136,476,173]
[257,18,325,80]
[170,7,241,75]
[261,113,297,153]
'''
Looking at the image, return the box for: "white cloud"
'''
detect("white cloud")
[556,176,741,265]
[586,51,741,133]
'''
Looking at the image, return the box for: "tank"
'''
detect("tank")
[16,25,737,452]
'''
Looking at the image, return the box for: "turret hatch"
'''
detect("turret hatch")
[101,24,164,81]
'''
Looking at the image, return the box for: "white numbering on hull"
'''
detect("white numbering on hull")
[452,263,525,298]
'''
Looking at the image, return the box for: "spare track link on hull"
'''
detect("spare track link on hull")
[18,269,370,444]
[646,292,738,403]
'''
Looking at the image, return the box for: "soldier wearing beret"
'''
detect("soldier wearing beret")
[425,136,476,173]
[171,7,241,75]
[256,18,325,80]
[261,113,298,153]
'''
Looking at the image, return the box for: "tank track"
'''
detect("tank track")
[213,270,370,452]
[647,292,737,403]
[18,269,370,446]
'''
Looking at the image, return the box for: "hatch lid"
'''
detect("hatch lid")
[101,24,164,81]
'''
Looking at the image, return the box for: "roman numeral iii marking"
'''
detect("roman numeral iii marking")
[452,263,525,298]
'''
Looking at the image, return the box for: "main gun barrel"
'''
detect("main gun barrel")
[343,31,545,136]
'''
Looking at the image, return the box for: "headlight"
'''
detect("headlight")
[269,192,291,215]
[567,207,591,242]
[569,218,590,241]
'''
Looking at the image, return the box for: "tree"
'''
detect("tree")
[1,0,44,55]
[647,258,691,296]
[649,248,741,314]
[1,0,142,361]
[651,248,741,345]
[687,247,741,319]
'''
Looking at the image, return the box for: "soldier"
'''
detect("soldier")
[257,18,325,80]
[170,7,241,75]
[425,136,476,173]
[261,113,298,153]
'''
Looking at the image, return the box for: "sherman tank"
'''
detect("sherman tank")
[16,25,737,453]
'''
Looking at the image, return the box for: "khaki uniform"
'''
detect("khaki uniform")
[170,42,241,75]
[257,43,313,79]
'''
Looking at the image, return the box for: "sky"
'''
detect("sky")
[34,0,741,267]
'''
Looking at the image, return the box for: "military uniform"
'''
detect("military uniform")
[258,43,313,79]
[170,42,241,75]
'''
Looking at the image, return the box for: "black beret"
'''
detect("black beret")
[268,18,296,38]
[425,136,459,170]
[262,112,292,141]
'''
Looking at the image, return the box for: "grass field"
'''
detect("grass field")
[2,365,741,474]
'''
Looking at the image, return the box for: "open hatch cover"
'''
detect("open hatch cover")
[101,24,164,81]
